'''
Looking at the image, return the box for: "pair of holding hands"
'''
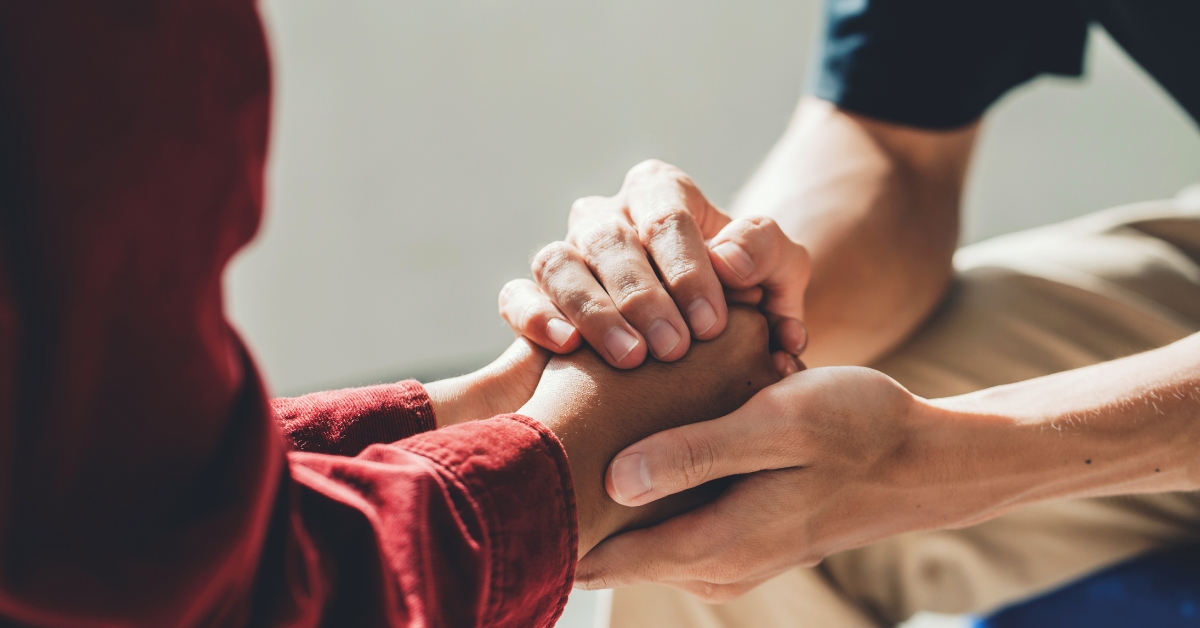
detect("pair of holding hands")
[467,160,937,601]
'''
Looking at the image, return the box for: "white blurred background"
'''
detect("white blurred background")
[229,1,1200,625]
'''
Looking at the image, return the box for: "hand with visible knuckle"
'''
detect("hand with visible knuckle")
[580,366,932,599]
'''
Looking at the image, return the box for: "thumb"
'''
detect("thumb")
[604,391,793,507]
[708,217,810,353]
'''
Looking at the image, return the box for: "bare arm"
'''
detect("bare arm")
[576,332,1200,595]
[731,97,978,366]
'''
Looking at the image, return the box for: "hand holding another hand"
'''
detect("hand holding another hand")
[576,367,974,602]
[519,306,780,557]
[499,159,810,374]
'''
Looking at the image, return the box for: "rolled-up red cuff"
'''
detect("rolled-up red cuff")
[273,380,436,456]
[395,414,578,627]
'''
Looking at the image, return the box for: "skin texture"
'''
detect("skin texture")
[518,306,780,557]
[499,94,1200,602]
[498,97,976,370]
[578,333,1200,600]
[499,160,810,373]
[729,97,976,366]
[425,338,551,428]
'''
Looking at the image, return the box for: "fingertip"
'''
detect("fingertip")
[772,351,801,377]
[545,317,578,349]
[602,327,648,368]
[686,297,726,340]
[774,318,807,356]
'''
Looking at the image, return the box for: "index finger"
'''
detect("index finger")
[578,471,794,590]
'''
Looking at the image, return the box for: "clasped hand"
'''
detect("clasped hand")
[501,160,966,602]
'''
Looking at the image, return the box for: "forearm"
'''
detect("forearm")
[924,332,1200,528]
[731,97,975,366]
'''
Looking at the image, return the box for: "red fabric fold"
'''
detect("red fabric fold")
[273,380,437,456]
[0,2,578,626]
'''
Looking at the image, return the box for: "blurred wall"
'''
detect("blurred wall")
[228,0,1200,398]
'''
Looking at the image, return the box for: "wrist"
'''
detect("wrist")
[922,347,1200,527]
[427,338,550,428]
[424,374,491,429]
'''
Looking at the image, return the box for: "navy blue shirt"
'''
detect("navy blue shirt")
[812,0,1200,129]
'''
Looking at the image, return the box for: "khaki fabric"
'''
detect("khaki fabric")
[607,189,1200,627]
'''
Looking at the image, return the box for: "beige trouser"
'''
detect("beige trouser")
[607,187,1200,627]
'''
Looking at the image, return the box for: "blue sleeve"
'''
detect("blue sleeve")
[811,0,1090,129]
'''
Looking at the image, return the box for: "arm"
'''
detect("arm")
[730,96,977,366]
[274,338,550,455]
[575,333,1200,598]
[497,97,974,373]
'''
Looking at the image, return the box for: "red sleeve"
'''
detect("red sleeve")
[0,3,576,627]
[273,381,438,455]
[288,414,578,627]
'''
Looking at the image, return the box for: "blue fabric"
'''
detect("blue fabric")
[976,545,1200,628]
[811,0,1200,129]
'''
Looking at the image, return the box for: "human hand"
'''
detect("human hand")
[575,367,963,601]
[498,159,810,373]
[518,306,780,557]
[425,338,551,428]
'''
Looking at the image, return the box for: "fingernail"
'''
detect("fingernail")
[604,327,639,362]
[646,319,682,358]
[784,356,800,375]
[545,318,575,348]
[686,298,718,335]
[779,318,808,355]
[610,453,651,503]
[712,241,754,279]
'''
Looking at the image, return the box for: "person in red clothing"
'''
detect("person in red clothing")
[0,2,780,627]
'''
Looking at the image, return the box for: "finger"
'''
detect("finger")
[622,160,732,341]
[580,473,793,590]
[765,311,808,357]
[667,576,773,604]
[707,217,810,351]
[604,388,795,506]
[575,498,740,590]
[568,218,691,361]
[725,286,763,306]
[498,279,582,353]
[531,241,647,368]
[773,318,809,356]
[771,351,802,377]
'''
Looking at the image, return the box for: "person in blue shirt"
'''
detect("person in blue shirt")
[499,0,1200,625]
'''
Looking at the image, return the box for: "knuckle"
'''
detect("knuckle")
[568,195,607,221]
[796,550,824,568]
[530,242,574,280]
[559,289,608,319]
[657,255,705,288]
[693,582,739,604]
[576,222,636,258]
[747,215,780,234]
[610,276,658,312]
[516,299,551,330]
[626,158,675,180]
[497,280,525,312]
[497,279,521,303]
[638,205,692,243]
[669,433,718,488]
[694,583,722,604]
[625,159,696,190]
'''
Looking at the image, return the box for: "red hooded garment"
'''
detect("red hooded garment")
[0,2,577,626]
